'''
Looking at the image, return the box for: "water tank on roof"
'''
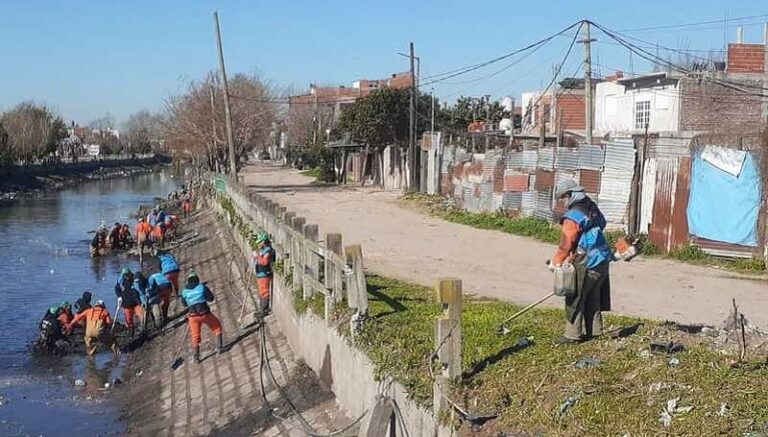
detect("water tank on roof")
[499,118,514,133]
[501,96,515,112]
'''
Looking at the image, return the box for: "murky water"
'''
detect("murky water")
[0,172,179,436]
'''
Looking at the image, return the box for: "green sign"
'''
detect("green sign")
[214,176,227,194]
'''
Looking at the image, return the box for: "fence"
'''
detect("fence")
[215,174,466,432]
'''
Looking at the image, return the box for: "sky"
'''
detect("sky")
[0,0,766,125]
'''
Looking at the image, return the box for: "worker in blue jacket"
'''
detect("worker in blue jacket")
[157,251,181,296]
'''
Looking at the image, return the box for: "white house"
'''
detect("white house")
[595,72,681,135]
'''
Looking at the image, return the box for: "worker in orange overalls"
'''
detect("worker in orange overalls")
[180,271,224,363]
[135,217,153,254]
[66,300,119,356]
[251,232,276,314]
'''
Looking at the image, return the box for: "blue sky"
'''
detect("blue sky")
[0,1,766,124]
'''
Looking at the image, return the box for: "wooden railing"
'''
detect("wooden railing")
[216,175,369,322]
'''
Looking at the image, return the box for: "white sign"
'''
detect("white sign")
[86,144,101,157]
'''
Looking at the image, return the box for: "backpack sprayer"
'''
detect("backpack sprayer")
[495,234,642,335]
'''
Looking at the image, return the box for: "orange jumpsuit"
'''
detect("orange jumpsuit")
[66,306,116,355]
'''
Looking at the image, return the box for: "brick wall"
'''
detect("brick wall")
[679,77,764,132]
[556,94,586,130]
[727,43,766,73]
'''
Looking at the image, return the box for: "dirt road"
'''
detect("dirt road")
[242,163,768,328]
[119,208,352,436]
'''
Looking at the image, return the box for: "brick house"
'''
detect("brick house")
[521,78,591,134]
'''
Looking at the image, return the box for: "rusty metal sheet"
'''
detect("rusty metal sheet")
[650,137,691,158]
[692,237,755,258]
[670,156,691,250]
[649,157,677,251]
[535,170,555,190]
[534,190,553,221]
[579,169,601,193]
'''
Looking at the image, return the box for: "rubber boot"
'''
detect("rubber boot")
[193,346,200,364]
[215,334,224,354]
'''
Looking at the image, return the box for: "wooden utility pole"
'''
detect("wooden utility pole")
[408,42,419,192]
[580,21,595,144]
[213,11,237,176]
[209,86,220,173]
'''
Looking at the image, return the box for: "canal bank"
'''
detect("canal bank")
[118,206,352,436]
[0,154,171,199]
[0,171,178,436]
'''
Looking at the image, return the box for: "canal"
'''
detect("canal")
[0,171,178,436]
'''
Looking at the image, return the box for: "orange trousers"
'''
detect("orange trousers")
[188,313,222,347]
[159,288,171,313]
[123,305,145,328]
[257,277,272,299]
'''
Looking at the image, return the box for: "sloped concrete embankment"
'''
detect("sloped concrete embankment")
[219,179,454,437]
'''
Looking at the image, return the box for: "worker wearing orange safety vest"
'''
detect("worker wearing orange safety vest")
[251,232,276,314]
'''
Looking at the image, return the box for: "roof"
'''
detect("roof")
[617,72,678,89]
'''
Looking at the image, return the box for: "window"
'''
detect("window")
[635,101,650,130]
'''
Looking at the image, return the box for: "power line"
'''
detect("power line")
[419,21,583,86]
[616,13,768,33]
[591,21,768,98]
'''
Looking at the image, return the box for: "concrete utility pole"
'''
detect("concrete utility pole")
[408,42,419,192]
[580,20,596,144]
[213,11,237,176]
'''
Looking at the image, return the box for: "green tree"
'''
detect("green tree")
[337,88,447,147]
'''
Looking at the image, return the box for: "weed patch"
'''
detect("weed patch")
[348,274,768,436]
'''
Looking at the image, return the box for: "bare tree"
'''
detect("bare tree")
[122,109,163,153]
[0,102,67,164]
[163,72,277,171]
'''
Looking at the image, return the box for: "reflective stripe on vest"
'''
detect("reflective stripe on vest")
[562,208,612,269]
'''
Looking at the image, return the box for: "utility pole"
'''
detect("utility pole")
[209,86,220,173]
[580,20,596,144]
[213,11,237,176]
[430,88,435,143]
[408,42,418,192]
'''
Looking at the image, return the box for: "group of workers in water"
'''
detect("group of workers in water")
[39,184,278,365]
[89,185,194,258]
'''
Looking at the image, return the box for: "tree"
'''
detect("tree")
[0,122,9,164]
[122,109,162,153]
[163,72,277,172]
[442,96,505,133]
[0,102,67,163]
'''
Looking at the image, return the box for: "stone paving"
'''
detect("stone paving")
[119,208,354,436]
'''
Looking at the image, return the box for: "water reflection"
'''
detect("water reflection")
[0,170,178,435]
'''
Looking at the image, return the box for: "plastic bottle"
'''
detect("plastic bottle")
[553,263,576,297]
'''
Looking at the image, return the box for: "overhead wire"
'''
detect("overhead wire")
[419,20,584,86]
[616,13,768,33]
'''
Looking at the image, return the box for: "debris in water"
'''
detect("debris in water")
[638,349,652,359]
[574,357,602,369]
[669,358,680,367]
[112,378,123,386]
[104,382,111,389]
[74,379,86,387]
[0,395,8,406]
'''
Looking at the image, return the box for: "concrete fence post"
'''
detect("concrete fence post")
[325,233,343,301]
[302,224,319,299]
[291,217,306,290]
[344,245,368,317]
[433,278,462,420]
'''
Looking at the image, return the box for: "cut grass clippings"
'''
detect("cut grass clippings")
[402,193,766,274]
[344,274,768,436]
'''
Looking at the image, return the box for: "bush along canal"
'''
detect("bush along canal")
[0,171,177,436]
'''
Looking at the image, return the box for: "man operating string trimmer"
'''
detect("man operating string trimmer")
[549,179,639,345]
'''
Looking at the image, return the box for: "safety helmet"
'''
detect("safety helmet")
[94,300,105,307]
[49,306,60,315]
[187,270,199,280]
[254,232,269,244]
[60,300,71,309]
[121,267,132,276]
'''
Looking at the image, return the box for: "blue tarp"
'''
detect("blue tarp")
[687,151,761,247]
